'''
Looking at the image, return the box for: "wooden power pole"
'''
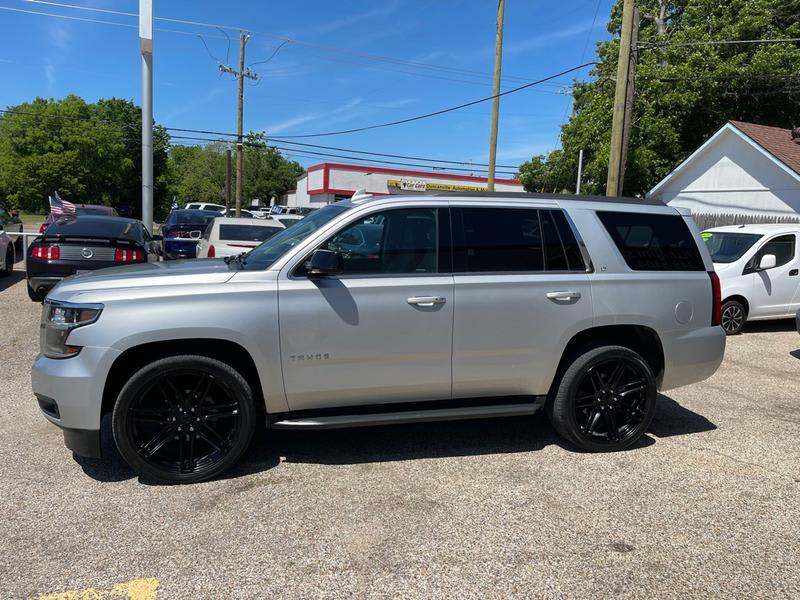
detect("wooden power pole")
[486,0,505,192]
[220,32,257,217]
[225,149,232,216]
[606,0,638,197]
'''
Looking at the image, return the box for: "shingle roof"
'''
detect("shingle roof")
[729,121,800,177]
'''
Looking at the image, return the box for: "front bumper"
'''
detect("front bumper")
[31,346,121,457]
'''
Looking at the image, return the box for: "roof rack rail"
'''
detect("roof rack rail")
[425,191,665,206]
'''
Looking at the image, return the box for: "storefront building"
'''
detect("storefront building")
[285,163,523,207]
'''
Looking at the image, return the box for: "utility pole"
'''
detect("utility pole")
[486,0,505,192]
[139,0,153,232]
[225,149,232,216]
[606,0,637,197]
[220,32,257,217]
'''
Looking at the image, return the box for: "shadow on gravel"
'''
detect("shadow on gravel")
[76,395,717,483]
[742,319,797,334]
[0,270,25,293]
[648,394,717,438]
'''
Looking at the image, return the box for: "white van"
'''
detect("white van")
[703,224,800,334]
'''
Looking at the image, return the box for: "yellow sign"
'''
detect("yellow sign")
[388,179,488,193]
[36,577,159,600]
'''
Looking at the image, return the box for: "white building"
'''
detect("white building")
[285,162,524,207]
[648,121,800,219]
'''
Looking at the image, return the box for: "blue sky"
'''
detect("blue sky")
[0,0,615,175]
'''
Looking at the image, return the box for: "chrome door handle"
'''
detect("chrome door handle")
[546,291,581,302]
[407,296,446,307]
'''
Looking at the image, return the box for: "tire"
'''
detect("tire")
[1,244,12,276]
[27,284,46,302]
[549,345,657,452]
[720,299,746,335]
[112,355,257,484]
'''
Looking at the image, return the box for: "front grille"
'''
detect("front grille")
[59,246,116,261]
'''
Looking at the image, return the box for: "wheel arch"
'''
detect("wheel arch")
[101,338,265,418]
[548,325,665,397]
[722,294,749,316]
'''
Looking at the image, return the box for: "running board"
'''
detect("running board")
[270,399,546,430]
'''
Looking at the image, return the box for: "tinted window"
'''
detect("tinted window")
[46,217,140,240]
[170,210,217,226]
[454,208,544,272]
[186,204,201,210]
[750,234,796,269]
[322,208,439,275]
[598,211,704,271]
[539,209,586,271]
[219,224,283,242]
[703,232,762,263]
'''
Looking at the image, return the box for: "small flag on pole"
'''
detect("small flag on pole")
[171,196,178,210]
[49,192,76,216]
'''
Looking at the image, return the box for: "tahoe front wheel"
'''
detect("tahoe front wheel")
[112,355,256,484]
[549,346,657,452]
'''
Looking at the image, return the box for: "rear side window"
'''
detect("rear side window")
[454,208,543,272]
[219,224,282,242]
[597,211,704,271]
[540,209,586,271]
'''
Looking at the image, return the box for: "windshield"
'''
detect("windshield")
[703,231,762,263]
[171,210,217,226]
[240,204,349,270]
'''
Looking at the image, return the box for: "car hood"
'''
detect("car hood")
[49,259,235,298]
[712,262,738,276]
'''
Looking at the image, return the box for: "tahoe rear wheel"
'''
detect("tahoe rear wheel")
[720,299,746,335]
[112,355,256,484]
[549,346,657,452]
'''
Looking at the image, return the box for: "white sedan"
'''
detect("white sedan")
[195,217,284,259]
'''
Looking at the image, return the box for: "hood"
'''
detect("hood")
[49,259,235,298]
[712,262,737,276]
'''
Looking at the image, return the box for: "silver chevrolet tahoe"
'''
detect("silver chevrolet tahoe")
[32,193,726,483]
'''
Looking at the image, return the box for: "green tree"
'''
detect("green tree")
[519,0,800,197]
[243,133,304,203]
[0,95,169,213]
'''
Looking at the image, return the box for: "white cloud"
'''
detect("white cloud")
[43,58,55,86]
[311,0,403,35]
[264,97,364,135]
[48,21,71,50]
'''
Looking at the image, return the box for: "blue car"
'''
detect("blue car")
[161,209,218,260]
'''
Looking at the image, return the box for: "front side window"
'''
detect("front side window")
[453,208,544,272]
[598,211,705,271]
[319,208,439,275]
[703,232,762,264]
[748,234,796,270]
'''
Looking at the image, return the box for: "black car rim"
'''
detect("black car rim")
[573,358,650,445]
[721,305,744,333]
[127,369,241,476]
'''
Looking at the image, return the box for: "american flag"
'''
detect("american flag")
[49,192,76,216]
[171,196,178,210]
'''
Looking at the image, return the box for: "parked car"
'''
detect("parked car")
[39,204,119,233]
[702,224,800,334]
[26,216,161,301]
[218,208,256,219]
[0,224,15,276]
[31,193,725,483]
[196,217,284,259]
[185,202,226,212]
[271,214,303,227]
[161,209,219,260]
[0,203,23,249]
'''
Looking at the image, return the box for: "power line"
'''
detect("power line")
[638,38,800,49]
[168,134,519,176]
[21,0,585,89]
[263,62,598,138]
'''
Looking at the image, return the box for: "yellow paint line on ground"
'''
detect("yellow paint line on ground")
[35,577,159,600]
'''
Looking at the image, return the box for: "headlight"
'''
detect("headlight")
[42,301,103,359]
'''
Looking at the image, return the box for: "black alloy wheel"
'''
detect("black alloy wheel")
[720,300,746,335]
[549,346,657,452]
[112,355,256,483]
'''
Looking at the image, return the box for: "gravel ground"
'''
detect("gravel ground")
[0,267,798,599]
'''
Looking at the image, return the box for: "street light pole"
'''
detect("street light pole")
[486,0,505,192]
[139,0,153,232]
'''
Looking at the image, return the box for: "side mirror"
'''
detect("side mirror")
[758,254,777,271]
[305,249,342,277]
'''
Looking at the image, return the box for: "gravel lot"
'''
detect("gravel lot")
[1,266,798,599]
